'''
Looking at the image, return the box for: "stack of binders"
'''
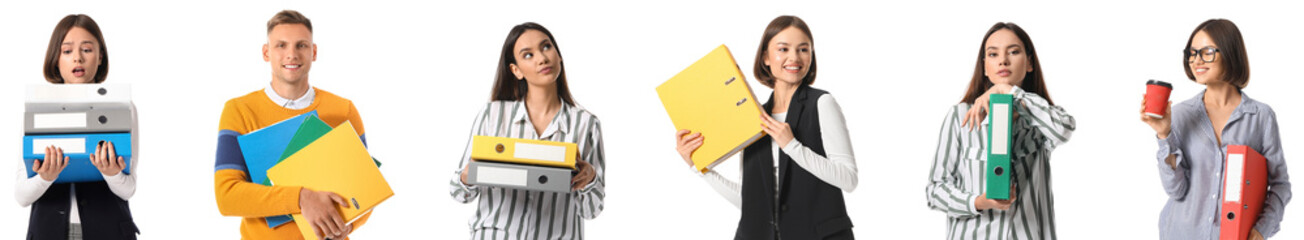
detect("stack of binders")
[466,136,578,192]
[239,111,393,238]
[236,111,320,227]
[267,121,393,239]
[22,84,135,183]
[656,45,766,173]
[1220,145,1268,240]
[985,94,1014,200]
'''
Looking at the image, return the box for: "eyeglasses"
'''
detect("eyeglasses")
[1186,47,1220,63]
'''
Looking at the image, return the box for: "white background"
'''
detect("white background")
[1,0,1300,239]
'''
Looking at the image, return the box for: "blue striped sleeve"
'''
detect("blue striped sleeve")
[214,129,247,173]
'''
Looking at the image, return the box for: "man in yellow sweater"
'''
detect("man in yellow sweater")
[213,10,370,240]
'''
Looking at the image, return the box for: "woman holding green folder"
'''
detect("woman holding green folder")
[16,14,139,240]
[449,22,605,240]
[923,22,1075,240]
[673,15,859,239]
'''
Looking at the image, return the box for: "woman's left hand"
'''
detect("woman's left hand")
[962,84,1016,131]
[571,153,596,191]
[760,114,795,147]
[1249,228,1264,240]
[89,140,126,176]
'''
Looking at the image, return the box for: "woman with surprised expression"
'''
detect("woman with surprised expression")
[17,14,140,240]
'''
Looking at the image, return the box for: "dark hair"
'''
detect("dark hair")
[44,14,108,84]
[267,10,312,34]
[1184,19,1249,88]
[490,22,575,105]
[753,15,817,88]
[961,22,1054,105]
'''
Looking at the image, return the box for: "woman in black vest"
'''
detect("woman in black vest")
[674,15,858,240]
[16,14,139,240]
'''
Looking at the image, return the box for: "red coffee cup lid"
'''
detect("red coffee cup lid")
[1147,79,1172,88]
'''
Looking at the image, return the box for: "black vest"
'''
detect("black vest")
[28,181,138,240]
[735,85,854,240]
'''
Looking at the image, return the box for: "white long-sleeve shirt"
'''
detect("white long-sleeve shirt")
[15,103,139,224]
[698,94,859,208]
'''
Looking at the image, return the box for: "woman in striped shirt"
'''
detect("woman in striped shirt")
[449,22,605,240]
[924,22,1075,240]
[1141,19,1289,240]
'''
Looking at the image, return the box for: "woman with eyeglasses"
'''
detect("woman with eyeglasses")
[924,22,1075,240]
[1140,19,1289,240]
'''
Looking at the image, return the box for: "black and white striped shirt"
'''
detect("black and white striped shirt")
[450,100,606,240]
[925,86,1075,240]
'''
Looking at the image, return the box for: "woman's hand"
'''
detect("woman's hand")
[675,130,703,168]
[460,161,474,186]
[974,185,1018,211]
[571,153,596,191]
[34,146,69,181]
[1139,95,1173,139]
[759,114,795,147]
[89,141,127,176]
[962,84,1015,131]
[1249,228,1264,240]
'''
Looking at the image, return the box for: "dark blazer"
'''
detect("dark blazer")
[735,85,854,240]
[28,181,138,240]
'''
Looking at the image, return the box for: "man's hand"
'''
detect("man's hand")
[300,188,349,239]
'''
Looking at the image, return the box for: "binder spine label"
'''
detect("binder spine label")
[514,143,567,162]
[1225,153,1244,202]
[31,138,86,154]
[476,165,529,186]
[991,103,1010,155]
[33,112,88,129]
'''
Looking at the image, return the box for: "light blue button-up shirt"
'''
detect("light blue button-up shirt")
[1156,90,1290,239]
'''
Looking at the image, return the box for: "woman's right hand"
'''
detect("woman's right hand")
[1140,96,1173,139]
[33,146,69,181]
[675,129,703,168]
[974,185,1017,211]
[460,162,473,186]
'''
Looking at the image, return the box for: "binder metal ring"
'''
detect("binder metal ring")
[495,143,505,153]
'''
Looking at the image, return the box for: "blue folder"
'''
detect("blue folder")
[236,111,316,228]
[22,133,133,183]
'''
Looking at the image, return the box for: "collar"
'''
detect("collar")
[1190,88,1261,117]
[511,99,573,136]
[265,82,315,110]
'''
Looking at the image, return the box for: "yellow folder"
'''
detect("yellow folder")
[266,121,393,239]
[656,45,766,173]
[471,135,577,169]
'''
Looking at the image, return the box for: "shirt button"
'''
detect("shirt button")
[1212,194,1218,199]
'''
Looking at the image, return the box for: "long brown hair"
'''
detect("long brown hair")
[753,15,817,88]
[490,22,575,105]
[44,14,108,84]
[960,22,1054,105]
